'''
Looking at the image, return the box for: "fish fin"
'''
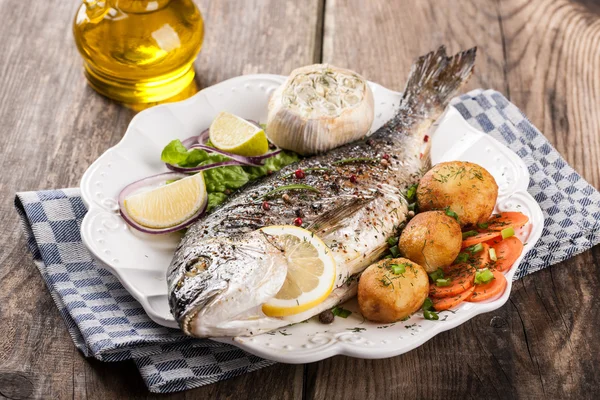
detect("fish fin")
[307,196,376,236]
[400,46,477,114]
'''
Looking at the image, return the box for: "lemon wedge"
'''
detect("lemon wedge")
[260,225,336,317]
[209,111,269,156]
[123,173,207,229]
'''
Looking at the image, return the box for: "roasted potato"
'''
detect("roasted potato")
[358,257,429,323]
[417,161,498,227]
[398,211,462,272]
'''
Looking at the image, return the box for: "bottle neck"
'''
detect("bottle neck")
[109,0,171,13]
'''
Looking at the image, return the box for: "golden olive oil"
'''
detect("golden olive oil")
[73,0,204,103]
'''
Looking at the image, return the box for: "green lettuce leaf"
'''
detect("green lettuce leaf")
[161,139,208,167]
[160,138,299,212]
[207,192,228,212]
[244,151,300,180]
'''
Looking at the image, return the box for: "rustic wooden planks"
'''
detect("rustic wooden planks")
[0,0,319,398]
[0,0,599,398]
[315,0,600,399]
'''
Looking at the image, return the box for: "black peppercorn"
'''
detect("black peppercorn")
[318,310,334,324]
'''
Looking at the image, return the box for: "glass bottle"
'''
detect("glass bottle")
[73,0,204,103]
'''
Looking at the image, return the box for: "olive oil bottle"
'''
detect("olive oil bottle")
[73,0,204,103]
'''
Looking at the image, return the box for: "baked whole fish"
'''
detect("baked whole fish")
[167,46,477,337]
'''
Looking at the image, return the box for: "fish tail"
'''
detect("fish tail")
[399,46,477,113]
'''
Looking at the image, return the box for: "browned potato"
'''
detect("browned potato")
[417,161,498,227]
[398,211,462,272]
[358,258,429,323]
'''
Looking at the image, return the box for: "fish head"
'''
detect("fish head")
[168,230,288,337]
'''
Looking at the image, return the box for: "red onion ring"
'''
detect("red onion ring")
[168,122,283,172]
[198,128,210,145]
[166,159,248,173]
[117,172,208,234]
[189,144,264,166]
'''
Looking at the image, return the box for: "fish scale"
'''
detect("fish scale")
[168,46,477,337]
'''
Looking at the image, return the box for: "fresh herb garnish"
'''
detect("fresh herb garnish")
[331,306,352,318]
[406,183,418,202]
[444,206,459,221]
[387,236,399,246]
[389,245,400,257]
[466,243,483,253]
[390,264,406,275]
[332,157,377,165]
[262,184,320,199]
[455,252,469,263]
[281,167,330,179]
[428,268,444,281]
[422,297,439,320]
[435,278,452,287]
[474,268,495,284]
[477,222,489,229]
[462,230,478,239]
[501,226,515,239]
[347,327,366,333]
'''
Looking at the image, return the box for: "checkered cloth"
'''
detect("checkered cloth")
[14,90,600,393]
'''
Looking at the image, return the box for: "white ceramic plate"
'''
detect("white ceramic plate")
[80,74,543,363]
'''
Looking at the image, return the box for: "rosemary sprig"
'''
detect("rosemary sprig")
[261,184,320,199]
[332,157,378,165]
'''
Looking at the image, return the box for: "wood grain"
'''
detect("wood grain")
[322,0,507,93]
[1,0,600,398]
[314,0,600,399]
[498,0,600,188]
[0,0,319,398]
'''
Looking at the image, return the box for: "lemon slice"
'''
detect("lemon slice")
[123,173,207,229]
[209,111,269,156]
[260,225,336,317]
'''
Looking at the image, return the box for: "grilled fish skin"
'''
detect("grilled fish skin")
[168,46,477,337]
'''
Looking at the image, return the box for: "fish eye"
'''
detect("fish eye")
[184,256,210,275]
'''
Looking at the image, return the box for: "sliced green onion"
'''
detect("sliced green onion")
[489,248,497,261]
[331,306,352,318]
[408,203,417,212]
[406,184,418,202]
[501,226,515,239]
[422,297,434,310]
[422,297,439,320]
[387,236,399,246]
[428,268,444,281]
[423,310,439,320]
[455,252,469,263]
[478,222,489,229]
[474,268,495,284]
[390,264,406,275]
[384,254,393,259]
[389,245,400,257]
[462,230,478,239]
[467,243,484,253]
[445,207,459,221]
[435,278,452,287]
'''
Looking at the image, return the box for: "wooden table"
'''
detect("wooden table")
[1,0,599,398]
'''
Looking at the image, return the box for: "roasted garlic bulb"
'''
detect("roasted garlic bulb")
[267,64,374,155]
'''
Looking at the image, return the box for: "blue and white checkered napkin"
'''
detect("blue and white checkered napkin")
[14,89,600,393]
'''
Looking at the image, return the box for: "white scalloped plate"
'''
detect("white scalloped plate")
[80,74,543,363]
